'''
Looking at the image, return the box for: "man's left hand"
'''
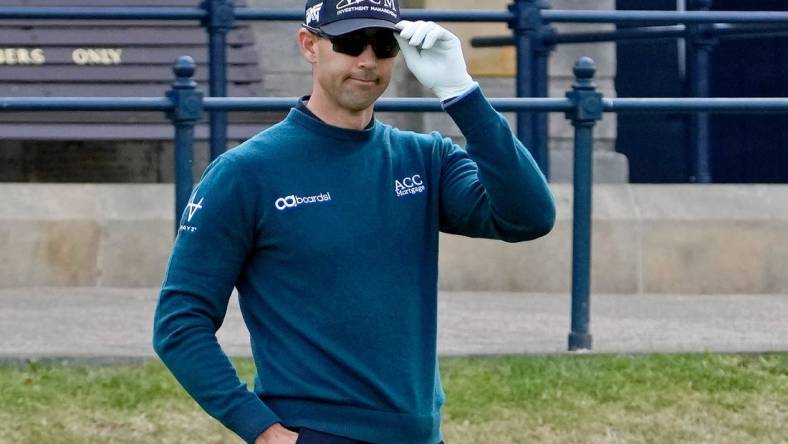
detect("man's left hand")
[395,20,476,101]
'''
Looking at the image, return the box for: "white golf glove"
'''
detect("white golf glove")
[395,20,477,101]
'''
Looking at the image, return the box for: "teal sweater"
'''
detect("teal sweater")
[152,86,555,444]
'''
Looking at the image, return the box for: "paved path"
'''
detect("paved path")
[0,288,786,361]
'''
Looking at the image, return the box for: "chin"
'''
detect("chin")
[340,93,381,112]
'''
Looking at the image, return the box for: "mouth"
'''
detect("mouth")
[348,76,377,85]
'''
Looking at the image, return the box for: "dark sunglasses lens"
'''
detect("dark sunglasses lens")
[371,33,399,58]
[331,33,368,56]
[330,31,399,58]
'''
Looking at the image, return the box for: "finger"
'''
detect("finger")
[394,33,420,58]
[409,21,436,47]
[399,20,422,40]
[395,20,411,31]
[421,26,445,50]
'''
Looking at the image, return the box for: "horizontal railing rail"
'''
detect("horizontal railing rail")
[5,6,788,24]
[0,7,514,22]
[7,96,788,113]
[604,98,788,113]
[473,24,788,46]
[0,97,573,113]
[542,9,788,24]
[0,98,172,111]
[0,6,206,20]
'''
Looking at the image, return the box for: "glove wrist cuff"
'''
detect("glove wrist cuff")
[433,75,476,101]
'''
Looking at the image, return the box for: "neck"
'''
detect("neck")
[306,90,374,130]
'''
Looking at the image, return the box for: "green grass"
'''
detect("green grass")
[1,353,786,443]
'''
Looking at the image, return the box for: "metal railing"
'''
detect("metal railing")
[3,3,788,351]
[472,1,788,184]
[3,1,788,179]
[4,55,788,351]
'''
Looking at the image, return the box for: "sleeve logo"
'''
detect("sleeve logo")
[186,196,204,222]
[179,187,204,233]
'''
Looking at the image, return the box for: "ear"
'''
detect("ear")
[299,28,319,64]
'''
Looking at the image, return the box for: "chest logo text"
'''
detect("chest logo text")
[275,192,332,211]
[395,174,425,197]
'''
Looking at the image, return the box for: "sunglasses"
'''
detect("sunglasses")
[305,26,400,59]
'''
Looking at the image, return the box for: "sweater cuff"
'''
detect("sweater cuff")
[443,84,497,136]
[224,396,282,444]
[440,82,480,109]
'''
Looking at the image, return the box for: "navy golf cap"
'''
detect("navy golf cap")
[304,0,400,36]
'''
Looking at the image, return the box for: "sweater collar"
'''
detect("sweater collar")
[288,97,378,142]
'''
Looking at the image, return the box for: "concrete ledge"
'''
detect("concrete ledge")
[1,184,787,294]
[440,185,788,294]
[549,149,630,183]
[0,184,173,288]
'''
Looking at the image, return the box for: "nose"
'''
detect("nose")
[356,44,378,69]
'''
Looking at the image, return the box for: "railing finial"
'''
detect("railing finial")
[572,56,596,87]
[172,56,197,90]
[567,57,602,123]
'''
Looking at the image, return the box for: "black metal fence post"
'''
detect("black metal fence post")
[565,56,603,352]
[508,0,540,171]
[686,0,716,183]
[166,56,204,235]
[201,0,235,160]
[534,0,556,180]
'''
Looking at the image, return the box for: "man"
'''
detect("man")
[152,0,555,443]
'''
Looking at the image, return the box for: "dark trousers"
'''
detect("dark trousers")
[285,426,445,444]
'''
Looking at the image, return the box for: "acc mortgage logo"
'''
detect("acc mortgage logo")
[274,192,332,211]
[395,174,425,197]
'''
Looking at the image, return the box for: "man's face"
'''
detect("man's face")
[303,28,396,112]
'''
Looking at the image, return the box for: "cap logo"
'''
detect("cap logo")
[306,2,322,25]
[336,0,366,10]
[334,0,397,18]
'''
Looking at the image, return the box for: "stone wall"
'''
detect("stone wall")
[0,141,213,183]
[3,183,787,294]
[0,184,172,287]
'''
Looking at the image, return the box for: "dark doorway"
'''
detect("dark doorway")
[709,0,788,183]
[615,0,788,183]
[615,0,687,182]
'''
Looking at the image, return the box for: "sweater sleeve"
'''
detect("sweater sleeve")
[438,85,556,242]
[152,156,280,443]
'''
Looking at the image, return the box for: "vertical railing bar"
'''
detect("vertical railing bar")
[565,57,603,352]
[202,0,234,160]
[533,2,556,180]
[686,0,715,183]
[510,0,537,162]
[166,56,204,235]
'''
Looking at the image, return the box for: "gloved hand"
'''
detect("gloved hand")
[395,20,477,101]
